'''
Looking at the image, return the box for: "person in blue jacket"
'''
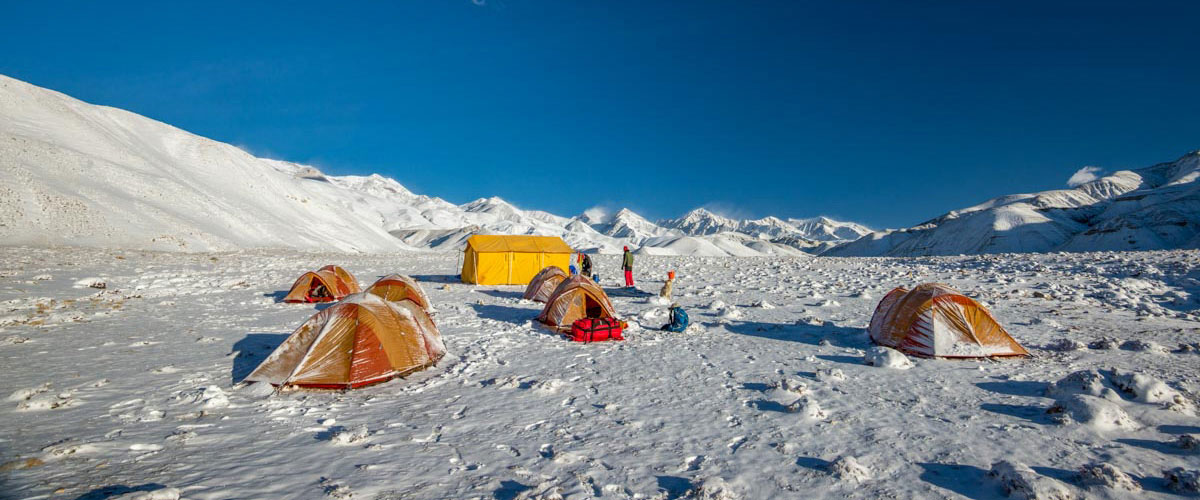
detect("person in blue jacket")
[661,303,689,332]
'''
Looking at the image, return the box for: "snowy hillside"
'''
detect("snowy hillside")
[826,152,1200,257]
[0,74,868,257]
[0,76,419,253]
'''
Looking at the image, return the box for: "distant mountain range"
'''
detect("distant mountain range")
[0,74,867,256]
[2,74,1196,257]
[826,151,1200,256]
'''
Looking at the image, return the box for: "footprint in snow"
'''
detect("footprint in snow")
[727,436,748,453]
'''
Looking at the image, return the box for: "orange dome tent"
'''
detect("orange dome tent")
[283,265,360,303]
[246,293,445,389]
[366,274,431,311]
[868,283,1028,358]
[537,275,618,332]
[524,266,568,303]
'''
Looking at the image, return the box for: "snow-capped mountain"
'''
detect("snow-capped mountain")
[658,208,742,236]
[578,208,677,241]
[651,209,871,246]
[787,216,873,242]
[0,73,866,257]
[824,152,1200,256]
[5,73,1197,259]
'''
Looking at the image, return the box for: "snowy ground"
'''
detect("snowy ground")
[2,247,1200,499]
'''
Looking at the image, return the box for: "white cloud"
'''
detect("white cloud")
[701,202,752,221]
[582,205,611,222]
[1067,166,1104,187]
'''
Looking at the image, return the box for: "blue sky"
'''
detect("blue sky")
[2,1,1198,228]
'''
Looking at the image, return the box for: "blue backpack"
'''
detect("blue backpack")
[664,306,689,332]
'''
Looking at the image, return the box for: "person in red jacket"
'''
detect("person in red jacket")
[621,246,634,287]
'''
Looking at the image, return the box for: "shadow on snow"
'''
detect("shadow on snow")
[917,463,1005,500]
[71,484,170,500]
[476,289,526,301]
[411,274,460,284]
[974,380,1051,398]
[230,333,290,383]
[722,320,868,349]
[471,303,537,326]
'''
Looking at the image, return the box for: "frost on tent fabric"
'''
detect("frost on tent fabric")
[365,274,431,312]
[282,265,360,303]
[537,275,619,333]
[246,293,445,389]
[867,283,1028,358]
[524,266,568,303]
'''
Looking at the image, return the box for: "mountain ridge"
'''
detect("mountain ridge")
[824,151,1200,256]
[0,74,866,256]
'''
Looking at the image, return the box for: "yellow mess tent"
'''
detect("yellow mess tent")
[461,235,573,285]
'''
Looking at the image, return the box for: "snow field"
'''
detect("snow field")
[0,247,1199,498]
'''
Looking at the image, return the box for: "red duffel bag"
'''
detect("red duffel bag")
[569,318,624,342]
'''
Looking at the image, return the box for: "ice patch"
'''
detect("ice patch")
[1176,434,1200,450]
[176,385,231,409]
[1042,339,1084,352]
[1047,395,1139,431]
[816,368,846,382]
[1120,340,1167,353]
[73,277,107,289]
[8,383,51,402]
[330,425,370,445]
[1164,468,1200,494]
[41,442,100,461]
[786,397,827,420]
[684,477,739,500]
[772,378,807,395]
[1110,369,1179,404]
[828,455,871,482]
[1077,462,1140,492]
[989,460,1073,500]
[863,346,913,369]
[533,378,568,394]
[1044,371,1120,401]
